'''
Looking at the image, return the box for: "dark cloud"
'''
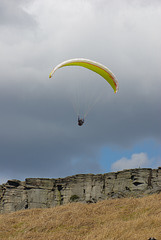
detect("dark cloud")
[0,68,160,181]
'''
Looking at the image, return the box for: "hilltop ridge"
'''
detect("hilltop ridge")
[0,167,161,213]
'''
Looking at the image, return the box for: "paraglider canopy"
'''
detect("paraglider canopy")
[49,58,119,93]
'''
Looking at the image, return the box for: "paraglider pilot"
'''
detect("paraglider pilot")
[78,116,84,126]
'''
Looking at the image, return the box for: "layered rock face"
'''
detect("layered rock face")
[0,168,161,213]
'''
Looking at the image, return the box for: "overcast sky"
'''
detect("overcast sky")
[0,0,161,184]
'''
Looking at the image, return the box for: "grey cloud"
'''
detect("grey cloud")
[0,1,36,28]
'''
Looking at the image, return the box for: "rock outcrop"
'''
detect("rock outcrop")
[1,168,161,213]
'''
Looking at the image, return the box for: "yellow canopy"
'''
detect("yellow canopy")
[49,58,119,93]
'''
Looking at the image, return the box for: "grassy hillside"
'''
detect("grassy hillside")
[0,193,161,240]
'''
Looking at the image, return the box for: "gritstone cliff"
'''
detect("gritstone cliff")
[0,167,161,213]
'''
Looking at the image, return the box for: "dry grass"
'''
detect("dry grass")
[0,193,161,240]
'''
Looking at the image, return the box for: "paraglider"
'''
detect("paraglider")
[78,116,84,126]
[49,58,119,126]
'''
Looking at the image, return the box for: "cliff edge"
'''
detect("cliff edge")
[0,168,161,213]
